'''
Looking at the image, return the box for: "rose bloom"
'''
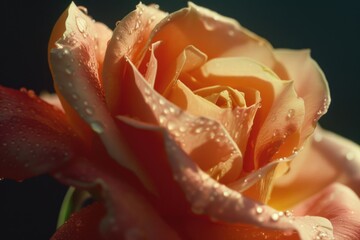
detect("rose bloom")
[1,2,360,240]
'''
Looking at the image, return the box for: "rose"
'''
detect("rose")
[1,2,359,240]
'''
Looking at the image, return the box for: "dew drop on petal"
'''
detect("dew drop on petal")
[271,213,279,222]
[286,109,295,120]
[255,206,263,214]
[76,17,87,33]
[90,121,104,134]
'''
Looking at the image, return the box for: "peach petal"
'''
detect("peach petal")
[274,49,330,144]
[193,57,305,171]
[149,2,279,93]
[166,80,259,157]
[125,58,243,183]
[54,156,181,240]
[102,3,167,114]
[40,92,64,111]
[159,121,334,240]
[49,3,143,183]
[294,183,360,240]
[0,86,77,180]
[270,127,360,210]
[93,22,113,84]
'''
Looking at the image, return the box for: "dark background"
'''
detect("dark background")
[1,0,359,239]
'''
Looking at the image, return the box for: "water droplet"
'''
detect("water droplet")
[90,121,104,134]
[271,213,279,221]
[195,127,203,134]
[159,98,165,105]
[286,109,295,120]
[179,126,186,132]
[71,93,78,100]
[167,121,176,131]
[85,107,93,115]
[76,17,87,33]
[78,6,88,15]
[255,206,263,214]
[65,68,72,75]
[159,115,166,124]
[223,191,230,197]
[134,20,141,30]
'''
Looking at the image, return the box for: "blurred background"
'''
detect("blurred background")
[1,0,359,239]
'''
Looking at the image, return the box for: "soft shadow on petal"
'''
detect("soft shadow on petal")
[270,127,360,210]
[115,116,334,240]
[54,153,181,240]
[124,59,243,183]
[192,57,305,171]
[294,183,360,240]
[274,49,330,144]
[102,3,167,114]
[0,86,78,180]
[49,2,143,180]
[148,2,284,93]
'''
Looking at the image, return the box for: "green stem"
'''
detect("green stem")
[56,187,91,228]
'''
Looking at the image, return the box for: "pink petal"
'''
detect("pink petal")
[294,183,360,240]
[102,3,167,114]
[0,86,78,180]
[49,2,142,180]
[274,49,330,144]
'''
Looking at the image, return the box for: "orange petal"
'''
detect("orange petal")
[274,49,330,145]
[115,116,334,240]
[162,125,334,240]
[270,127,360,210]
[49,2,144,183]
[0,86,78,180]
[166,80,260,156]
[149,3,282,93]
[294,183,360,240]
[125,59,243,183]
[54,151,181,240]
[102,3,167,114]
[192,57,305,171]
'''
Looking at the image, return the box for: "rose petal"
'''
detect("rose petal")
[54,154,181,240]
[274,49,330,144]
[51,202,105,240]
[124,58,243,183]
[49,2,143,181]
[270,127,360,209]
[0,86,77,180]
[193,57,305,172]
[166,80,260,156]
[40,92,64,111]
[148,2,284,93]
[294,183,360,240]
[102,3,167,114]
[113,114,332,240]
